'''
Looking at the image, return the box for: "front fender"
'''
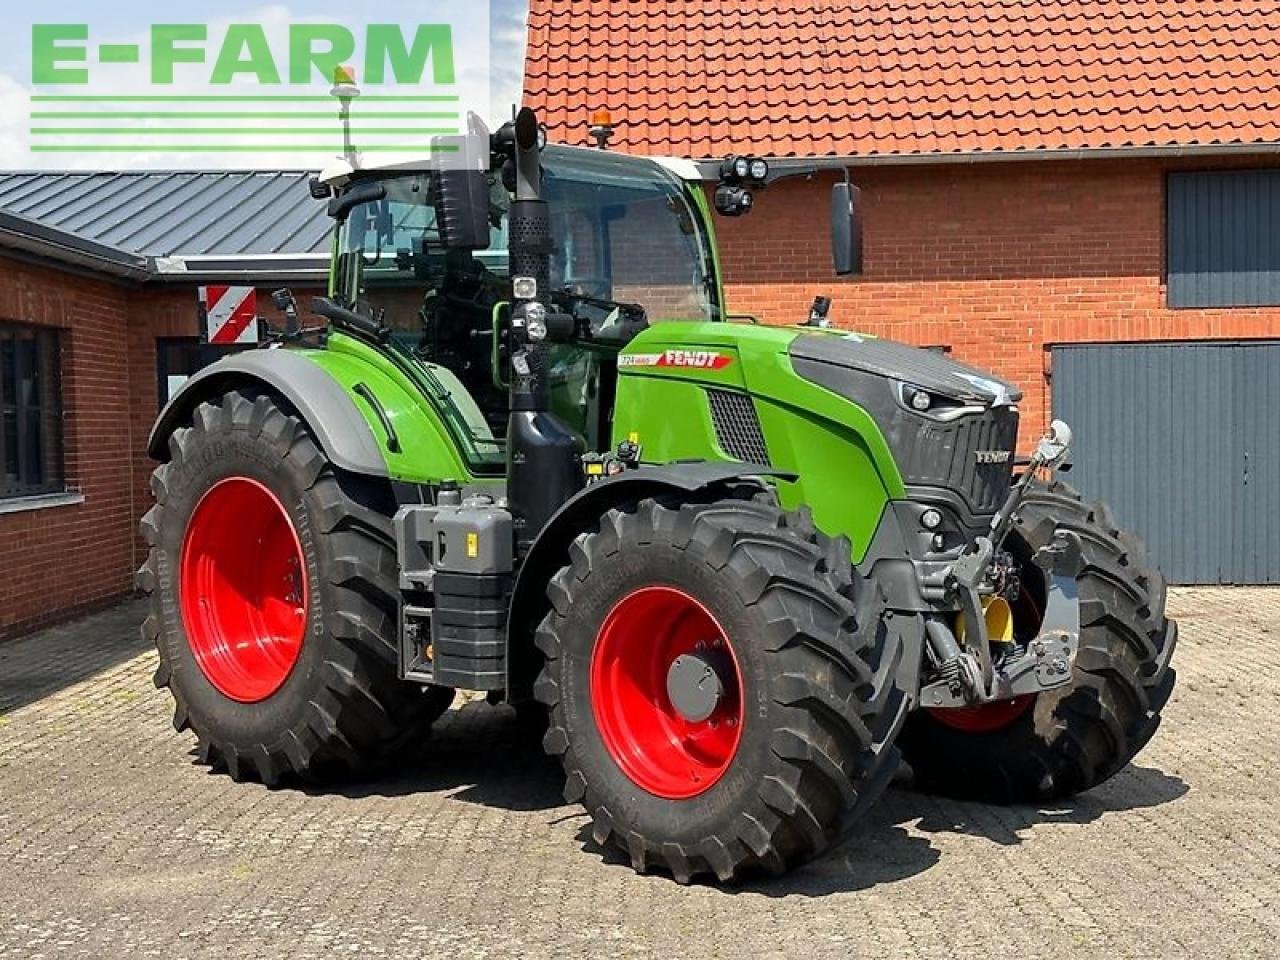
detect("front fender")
[147,348,390,477]
[504,461,797,698]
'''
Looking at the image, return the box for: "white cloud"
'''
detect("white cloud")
[489,0,529,117]
[0,74,32,169]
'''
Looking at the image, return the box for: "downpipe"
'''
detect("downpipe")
[919,420,1082,709]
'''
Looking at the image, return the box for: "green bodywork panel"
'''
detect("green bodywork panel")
[687,181,729,315]
[297,332,496,484]
[612,322,906,561]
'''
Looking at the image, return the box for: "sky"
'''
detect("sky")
[0,0,531,169]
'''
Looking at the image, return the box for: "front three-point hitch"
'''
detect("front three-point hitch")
[920,421,1082,710]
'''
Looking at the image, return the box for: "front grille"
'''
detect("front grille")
[707,389,771,465]
[897,406,1019,515]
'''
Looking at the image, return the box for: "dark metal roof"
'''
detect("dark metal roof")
[0,209,151,281]
[0,171,330,259]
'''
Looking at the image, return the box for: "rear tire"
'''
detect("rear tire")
[899,481,1178,803]
[534,495,907,883]
[138,390,454,785]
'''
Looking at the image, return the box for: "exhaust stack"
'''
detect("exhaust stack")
[503,108,584,551]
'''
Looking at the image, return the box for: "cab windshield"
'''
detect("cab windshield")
[332,147,718,466]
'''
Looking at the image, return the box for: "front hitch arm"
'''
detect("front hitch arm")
[989,419,1073,547]
[921,420,1077,706]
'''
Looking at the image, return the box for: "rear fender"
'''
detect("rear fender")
[504,462,796,698]
[147,350,390,477]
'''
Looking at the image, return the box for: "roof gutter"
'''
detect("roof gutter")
[0,210,150,281]
[693,141,1280,179]
[150,254,330,285]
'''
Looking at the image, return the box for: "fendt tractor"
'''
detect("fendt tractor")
[141,108,1177,883]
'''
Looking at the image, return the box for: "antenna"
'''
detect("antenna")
[330,65,361,162]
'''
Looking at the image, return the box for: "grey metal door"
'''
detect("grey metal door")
[1051,340,1280,585]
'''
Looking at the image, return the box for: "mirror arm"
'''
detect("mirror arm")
[761,164,820,187]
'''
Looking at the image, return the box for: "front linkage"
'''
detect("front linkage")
[918,421,1080,711]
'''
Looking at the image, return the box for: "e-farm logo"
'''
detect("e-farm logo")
[27,21,467,159]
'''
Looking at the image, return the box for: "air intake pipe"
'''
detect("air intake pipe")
[502,108,584,551]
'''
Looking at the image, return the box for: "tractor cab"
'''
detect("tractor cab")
[319,141,721,466]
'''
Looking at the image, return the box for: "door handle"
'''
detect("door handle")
[353,382,401,454]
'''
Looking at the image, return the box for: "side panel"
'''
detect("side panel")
[147,348,390,477]
[754,396,898,561]
[301,334,484,484]
[148,336,485,485]
[612,322,905,561]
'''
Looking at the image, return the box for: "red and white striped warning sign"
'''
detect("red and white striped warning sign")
[199,286,259,345]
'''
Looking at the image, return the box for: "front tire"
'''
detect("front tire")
[899,481,1178,803]
[534,496,907,883]
[138,390,454,785]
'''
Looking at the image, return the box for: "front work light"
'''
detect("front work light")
[714,184,754,217]
[523,302,549,341]
[719,155,770,186]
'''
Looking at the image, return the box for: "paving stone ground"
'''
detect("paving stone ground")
[1,588,1277,959]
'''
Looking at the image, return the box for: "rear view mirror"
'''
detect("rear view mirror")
[831,181,863,276]
[434,111,494,250]
[435,169,491,249]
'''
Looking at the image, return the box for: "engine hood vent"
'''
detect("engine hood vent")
[789,333,1022,406]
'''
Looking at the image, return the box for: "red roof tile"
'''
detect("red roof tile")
[523,0,1280,159]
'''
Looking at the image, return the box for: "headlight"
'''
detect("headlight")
[733,156,751,180]
[749,158,769,181]
[523,302,548,341]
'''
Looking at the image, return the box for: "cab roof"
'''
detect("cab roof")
[318,144,702,187]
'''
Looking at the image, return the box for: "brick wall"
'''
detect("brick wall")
[0,265,319,640]
[0,260,137,637]
[714,156,1280,443]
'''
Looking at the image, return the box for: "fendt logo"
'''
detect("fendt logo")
[975,450,1013,465]
[619,350,735,371]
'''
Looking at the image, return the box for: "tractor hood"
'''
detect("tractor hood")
[788,332,1021,524]
[788,333,1021,407]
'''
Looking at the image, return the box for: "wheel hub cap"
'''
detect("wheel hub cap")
[179,477,308,703]
[665,651,726,723]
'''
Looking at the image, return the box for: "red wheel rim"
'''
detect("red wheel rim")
[930,693,1036,733]
[179,477,308,703]
[929,584,1043,734]
[590,586,744,799]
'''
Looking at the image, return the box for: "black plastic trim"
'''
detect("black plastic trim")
[352,382,401,453]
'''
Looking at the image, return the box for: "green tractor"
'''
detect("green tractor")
[140,109,1177,883]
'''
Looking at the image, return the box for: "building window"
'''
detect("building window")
[0,322,64,499]
[1167,170,1280,308]
[156,337,251,405]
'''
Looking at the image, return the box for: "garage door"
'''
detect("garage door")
[1051,341,1280,585]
